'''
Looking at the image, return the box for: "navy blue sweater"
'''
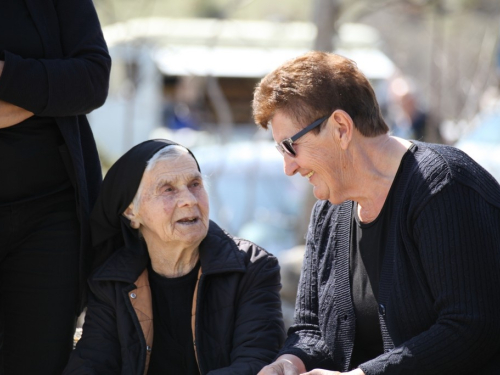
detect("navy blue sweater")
[280,141,500,374]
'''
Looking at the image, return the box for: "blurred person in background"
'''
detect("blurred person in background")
[387,76,429,141]
[252,51,500,375]
[63,139,285,375]
[0,0,110,374]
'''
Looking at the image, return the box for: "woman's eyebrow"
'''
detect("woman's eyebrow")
[188,172,203,180]
[155,173,201,188]
[153,177,175,191]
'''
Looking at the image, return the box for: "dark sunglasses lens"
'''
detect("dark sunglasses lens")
[282,141,296,156]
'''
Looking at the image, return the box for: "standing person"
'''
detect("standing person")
[63,139,285,375]
[0,0,111,374]
[252,51,500,374]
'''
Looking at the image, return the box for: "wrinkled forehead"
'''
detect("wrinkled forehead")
[270,111,302,140]
[142,153,202,189]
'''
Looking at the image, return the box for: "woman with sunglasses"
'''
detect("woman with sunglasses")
[252,51,500,375]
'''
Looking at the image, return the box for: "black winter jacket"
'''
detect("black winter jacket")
[280,142,500,374]
[0,0,111,313]
[63,221,286,375]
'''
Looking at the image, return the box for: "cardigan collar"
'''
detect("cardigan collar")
[91,220,247,284]
[24,0,62,58]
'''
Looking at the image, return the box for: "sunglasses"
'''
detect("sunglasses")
[275,115,330,157]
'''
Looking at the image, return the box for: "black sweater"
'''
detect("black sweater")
[280,141,500,374]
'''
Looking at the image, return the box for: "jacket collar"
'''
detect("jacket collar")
[91,221,246,284]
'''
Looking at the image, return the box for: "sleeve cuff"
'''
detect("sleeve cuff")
[0,50,48,113]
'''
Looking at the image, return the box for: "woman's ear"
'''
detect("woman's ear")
[331,109,353,150]
[123,204,140,229]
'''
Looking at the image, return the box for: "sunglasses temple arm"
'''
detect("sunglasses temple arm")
[291,115,329,141]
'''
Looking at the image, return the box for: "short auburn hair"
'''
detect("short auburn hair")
[252,51,389,137]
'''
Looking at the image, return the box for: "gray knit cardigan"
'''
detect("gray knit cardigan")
[280,141,500,374]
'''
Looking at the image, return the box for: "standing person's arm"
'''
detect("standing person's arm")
[358,182,500,374]
[0,61,34,128]
[0,0,111,121]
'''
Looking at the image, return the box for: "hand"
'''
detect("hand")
[258,355,306,375]
[0,61,34,128]
[0,100,34,128]
[258,359,299,375]
[302,369,364,375]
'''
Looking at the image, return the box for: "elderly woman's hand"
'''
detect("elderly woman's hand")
[303,369,364,375]
[258,355,306,375]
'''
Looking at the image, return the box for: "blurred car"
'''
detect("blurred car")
[454,110,500,183]
[192,140,314,327]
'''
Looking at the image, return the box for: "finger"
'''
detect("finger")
[258,364,283,375]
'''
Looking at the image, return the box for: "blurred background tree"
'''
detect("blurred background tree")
[93,0,500,142]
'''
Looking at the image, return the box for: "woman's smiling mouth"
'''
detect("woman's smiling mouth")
[305,171,314,180]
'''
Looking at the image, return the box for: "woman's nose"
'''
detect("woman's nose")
[177,187,197,206]
[283,153,299,176]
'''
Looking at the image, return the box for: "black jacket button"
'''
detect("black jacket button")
[379,304,386,316]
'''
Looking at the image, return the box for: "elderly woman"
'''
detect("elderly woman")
[63,139,285,375]
[252,51,500,375]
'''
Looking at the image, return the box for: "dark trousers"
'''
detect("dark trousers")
[0,189,80,375]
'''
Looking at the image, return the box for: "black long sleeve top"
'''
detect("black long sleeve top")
[0,0,111,312]
[280,141,500,374]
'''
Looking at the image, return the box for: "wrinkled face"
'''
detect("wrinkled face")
[271,111,348,204]
[132,153,209,250]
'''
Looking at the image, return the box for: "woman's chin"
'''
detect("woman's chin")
[174,221,208,242]
[312,186,328,201]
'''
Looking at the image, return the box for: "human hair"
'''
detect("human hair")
[130,145,191,214]
[252,51,389,137]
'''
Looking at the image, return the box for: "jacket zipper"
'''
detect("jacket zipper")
[192,268,203,374]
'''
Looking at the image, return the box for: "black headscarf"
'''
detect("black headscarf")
[90,139,200,268]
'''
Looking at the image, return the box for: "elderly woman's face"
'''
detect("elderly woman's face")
[271,111,349,204]
[132,153,209,250]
